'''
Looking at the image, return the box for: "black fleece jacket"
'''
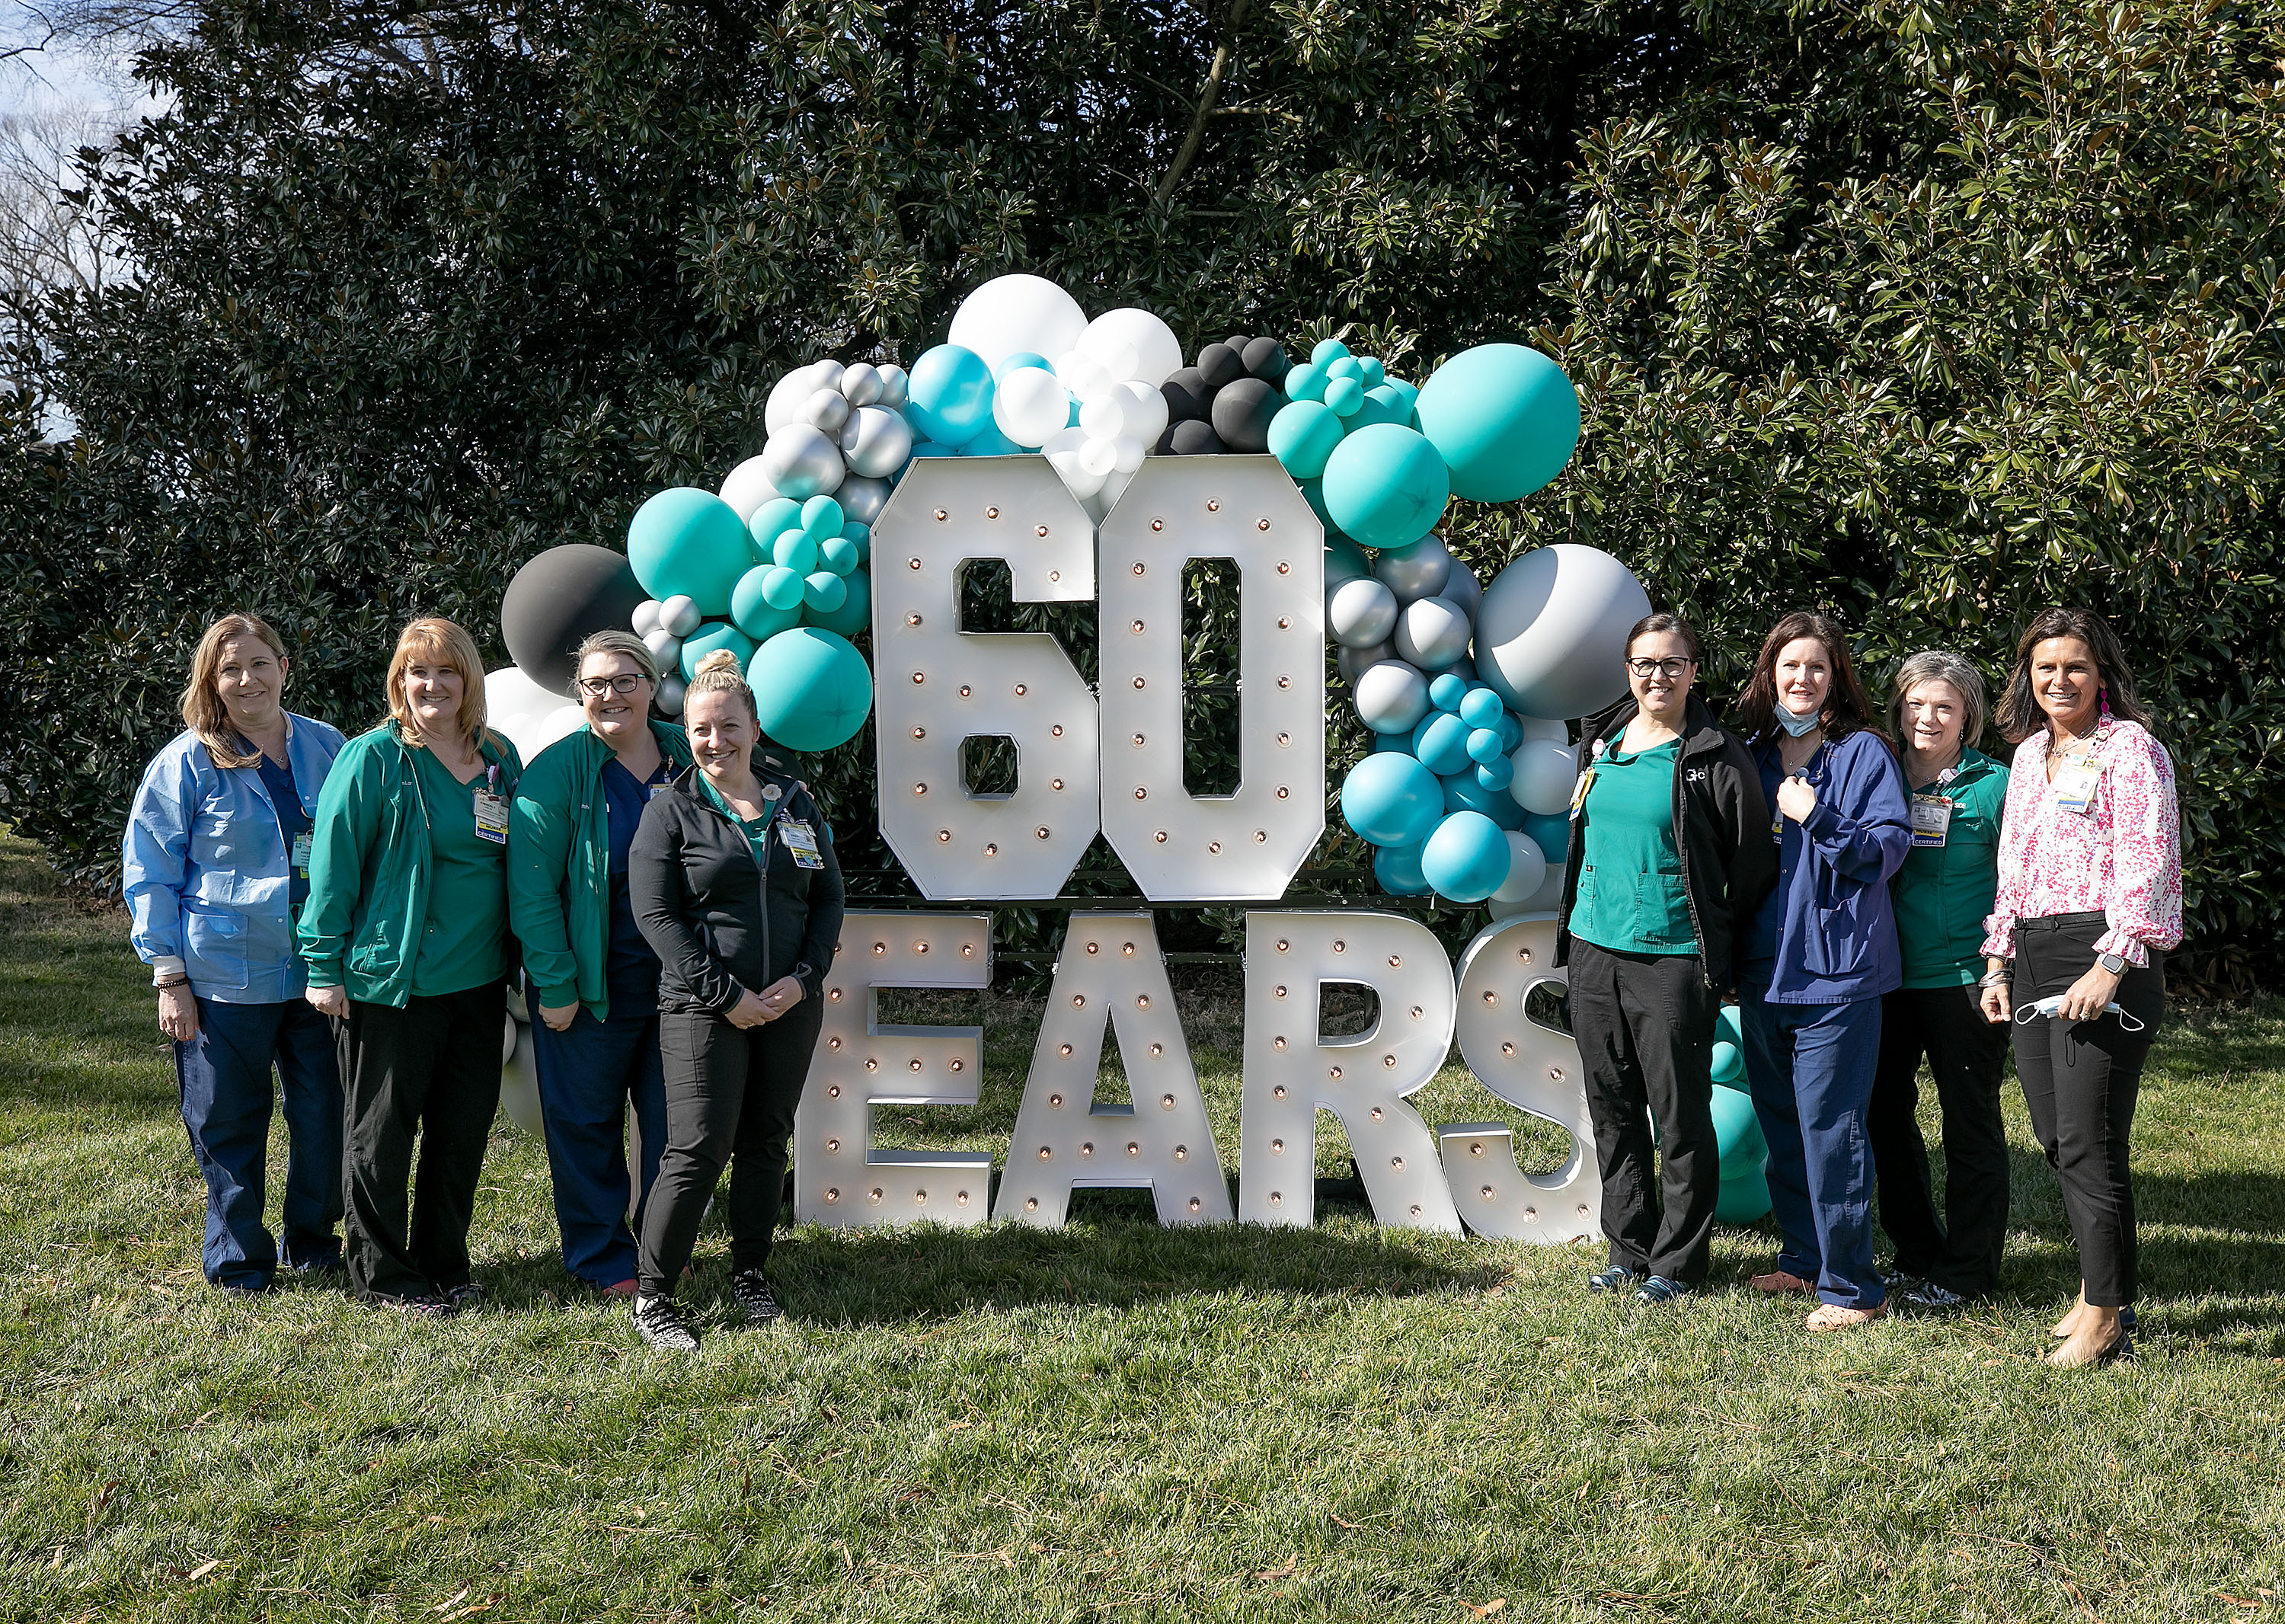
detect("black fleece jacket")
[628,754,845,1016]
[1554,692,1776,991]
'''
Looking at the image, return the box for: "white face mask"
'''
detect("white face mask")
[1775,702,1823,738]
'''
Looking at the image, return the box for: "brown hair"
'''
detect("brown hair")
[1993,607,2154,743]
[1734,610,1886,746]
[685,647,757,719]
[1626,611,1704,663]
[574,628,660,686]
[384,617,495,753]
[181,613,290,770]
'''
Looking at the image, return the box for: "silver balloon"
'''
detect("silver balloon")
[1375,534,1452,605]
[837,474,890,527]
[1353,659,1431,734]
[765,362,836,432]
[761,423,848,499]
[1336,638,1394,687]
[841,405,914,480]
[658,593,702,638]
[840,362,883,407]
[1394,595,1473,670]
[1327,577,1400,649]
[804,388,851,435]
[656,673,686,717]
[1440,558,1482,619]
[631,598,663,637]
[642,627,682,668]
[877,363,910,409]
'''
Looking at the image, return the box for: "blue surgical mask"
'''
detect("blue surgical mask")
[1775,702,1823,738]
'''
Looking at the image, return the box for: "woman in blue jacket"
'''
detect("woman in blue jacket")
[1735,611,1913,1330]
[123,613,347,1293]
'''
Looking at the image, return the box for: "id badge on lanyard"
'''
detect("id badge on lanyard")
[779,819,825,870]
[290,830,314,874]
[473,763,509,844]
[1909,794,1954,848]
[2051,758,2101,817]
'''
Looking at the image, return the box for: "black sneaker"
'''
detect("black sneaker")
[1587,1265,1646,1294]
[730,1271,782,1325]
[1634,1276,1693,1305]
[441,1282,486,1314]
[632,1294,699,1353]
[375,1293,451,1319]
[1897,1280,1971,1315]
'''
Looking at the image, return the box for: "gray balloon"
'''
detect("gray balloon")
[837,474,890,526]
[804,388,851,435]
[761,423,847,499]
[840,362,883,407]
[1375,533,1452,605]
[1394,594,1474,670]
[1328,577,1400,649]
[877,363,910,409]
[765,361,836,432]
[1337,638,1394,687]
[1353,659,1431,734]
[840,406,913,480]
[1440,558,1482,619]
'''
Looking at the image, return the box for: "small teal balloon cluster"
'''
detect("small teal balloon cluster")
[1711,1005,1772,1223]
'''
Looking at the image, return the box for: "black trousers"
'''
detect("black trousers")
[1567,938,1720,1285]
[2012,912,2165,1309]
[638,998,823,1299]
[1868,984,2013,1294]
[341,983,504,1303]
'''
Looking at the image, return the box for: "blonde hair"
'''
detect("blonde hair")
[181,613,289,770]
[1888,649,1989,753]
[384,616,495,753]
[574,628,659,685]
[685,647,756,718]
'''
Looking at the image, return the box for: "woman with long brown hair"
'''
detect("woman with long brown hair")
[123,613,349,1293]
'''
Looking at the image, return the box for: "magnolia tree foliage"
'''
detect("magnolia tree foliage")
[2,0,2280,979]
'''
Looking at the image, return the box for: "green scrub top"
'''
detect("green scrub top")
[1890,746,2008,988]
[1571,734,1695,956]
[697,772,775,868]
[410,744,511,997]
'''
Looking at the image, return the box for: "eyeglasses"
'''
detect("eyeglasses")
[1626,658,1697,679]
[578,674,652,697]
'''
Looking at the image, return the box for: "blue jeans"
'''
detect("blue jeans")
[1740,986,1885,1310]
[531,1006,668,1287]
[174,996,344,1290]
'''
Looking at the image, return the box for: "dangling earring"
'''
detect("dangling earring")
[2098,685,2111,721]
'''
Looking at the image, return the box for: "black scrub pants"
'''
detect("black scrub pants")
[1868,983,2012,1295]
[638,998,824,1300]
[340,983,504,1303]
[1567,938,1720,1286]
[2010,913,2164,1309]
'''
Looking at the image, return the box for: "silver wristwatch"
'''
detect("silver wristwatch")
[2097,951,2128,976]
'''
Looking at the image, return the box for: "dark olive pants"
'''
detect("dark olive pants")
[638,999,823,1299]
[1868,983,2012,1295]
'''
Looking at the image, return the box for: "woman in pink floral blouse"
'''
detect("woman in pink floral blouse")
[1978,608,2181,1368]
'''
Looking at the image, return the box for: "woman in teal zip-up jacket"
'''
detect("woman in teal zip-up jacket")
[301,618,522,1316]
[508,630,691,1296]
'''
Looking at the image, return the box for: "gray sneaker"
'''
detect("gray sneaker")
[730,1271,783,1325]
[1897,1280,1971,1314]
[632,1294,699,1352]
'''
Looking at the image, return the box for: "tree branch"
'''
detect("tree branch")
[1152,0,1249,207]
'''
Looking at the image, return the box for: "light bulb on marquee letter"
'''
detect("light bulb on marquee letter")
[792,912,995,1228]
[1095,456,1325,900]
[992,913,1232,1226]
[872,459,1101,900]
[1237,911,1462,1233]
[1439,913,1600,1242]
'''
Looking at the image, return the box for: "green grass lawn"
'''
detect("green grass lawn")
[1,830,2280,1622]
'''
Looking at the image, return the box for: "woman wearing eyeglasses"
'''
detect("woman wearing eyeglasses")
[507,631,692,1298]
[1979,609,2178,1367]
[1555,613,1775,1304]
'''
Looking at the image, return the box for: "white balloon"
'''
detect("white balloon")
[840,362,883,406]
[1393,595,1474,669]
[1440,558,1483,620]
[1524,858,1568,913]
[656,674,686,717]
[1078,392,1127,442]
[1509,737,1579,815]
[1116,378,1170,446]
[1079,436,1120,478]
[1053,348,1116,404]
[484,667,562,742]
[1491,833,1548,904]
[762,423,848,497]
[1042,425,1088,456]
[839,406,913,480]
[765,362,836,432]
[804,388,851,434]
[876,363,909,409]
[1375,533,1452,605]
[1081,308,1184,387]
[1336,638,1394,686]
[1476,543,1654,720]
[948,273,1090,376]
[658,594,702,638]
[1328,577,1400,648]
[992,366,1072,449]
[1096,464,1136,512]
[631,599,663,638]
[1111,435,1146,474]
[1353,660,1431,734]
[501,1010,517,1065]
[1048,448,1105,500]
[643,628,683,669]
[717,455,780,523]
[1520,714,1571,742]
[499,1018,542,1136]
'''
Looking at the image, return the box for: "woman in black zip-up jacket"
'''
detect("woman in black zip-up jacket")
[624,650,844,1351]
[1553,613,1775,1303]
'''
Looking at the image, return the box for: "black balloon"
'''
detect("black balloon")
[1168,419,1227,456]
[1210,377,1279,453]
[500,543,647,697]
[1197,342,1245,390]
[1242,337,1290,385]
[1162,366,1212,423]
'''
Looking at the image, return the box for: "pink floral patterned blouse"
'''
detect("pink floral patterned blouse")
[1980,717,2182,967]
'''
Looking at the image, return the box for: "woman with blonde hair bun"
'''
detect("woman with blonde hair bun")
[123,612,348,1292]
[622,648,843,1351]
[300,616,523,1316]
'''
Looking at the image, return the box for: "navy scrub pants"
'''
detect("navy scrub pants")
[173,996,344,1290]
[530,1006,668,1287]
[1740,986,1886,1310]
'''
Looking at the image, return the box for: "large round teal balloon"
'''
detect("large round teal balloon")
[730,565,803,641]
[1421,810,1510,903]
[1442,769,1525,830]
[1414,343,1581,503]
[1267,400,1344,481]
[1520,809,1569,865]
[1373,839,1431,897]
[1340,753,1443,847]
[628,488,752,616]
[810,567,871,639]
[680,622,756,683]
[904,345,995,448]
[746,627,874,753]
[1320,424,1449,551]
[1711,1082,1771,1223]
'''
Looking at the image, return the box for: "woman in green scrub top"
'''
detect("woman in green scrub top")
[1868,650,2012,1313]
[301,617,522,1316]
[1555,613,1775,1303]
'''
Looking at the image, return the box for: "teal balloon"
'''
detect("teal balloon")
[1359,356,1386,388]
[1321,424,1450,550]
[1442,769,1524,830]
[1326,355,1364,384]
[996,350,1052,379]
[802,571,848,615]
[799,495,843,541]
[1459,687,1505,729]
[1475,756,1514,793]
[772,531,820,576]
[810,567,871,638]
[904,345,995,448]
[1299,477,1341,539]
[1284,361,1329,403]
[1414,342,1582,503]
[1465,727,1507,766]
[909,440,959,459]
[1521,809,1569,863]
[1311,337,1351,365]
[1324,376,1365,417]
[1715,1168,1772,1226]
[679,622,756,683]
[1379,376,1421,416]
[1373,839,1432,896]
[730,565,803,641]
[1421,810,1510,903]
[1267,400,1345,481]
[819,535,860,577]
[1430,673,1469,712]
[1711,1082,1771,1223]
[748,497,804,555]
[841,523,871,567]
[759,564,805,612]
[960,424,1021,456]
[1711,1038,1747,1085]
[1341,753,1443,847]
[1327,535,1371,581]
[746,627,874,753]
[1350,383,1415,430]
[628,488,752,615]
[1718,1002,1745,1050]
[1412,711,1472,776]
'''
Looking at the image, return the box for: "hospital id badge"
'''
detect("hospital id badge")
[290,830,313,873]
[473,789,510,844]
[1909,794,1953,849]
[778,818,825,870]
[2050,759,2101,817]
[1568,768,1595,818]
